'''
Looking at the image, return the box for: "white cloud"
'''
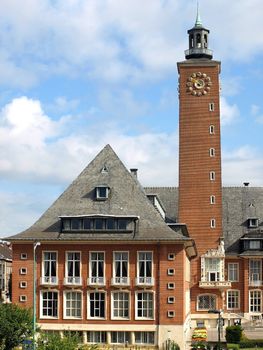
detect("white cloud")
[222,146,263,186]
[0,0,262,86]
[220,97,239,126]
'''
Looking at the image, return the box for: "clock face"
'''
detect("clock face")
[186,72,212,96]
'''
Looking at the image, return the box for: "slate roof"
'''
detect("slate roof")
[144,186,263,255]
[7,145,192,246]
[0,244,12,261]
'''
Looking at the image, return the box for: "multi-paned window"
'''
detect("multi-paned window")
[112,292,129,319]
[249,259,262,285]
[137,252,153,284]
[227,290,240,310]
[205,258,220,282]
[249,290,262,312]
[197,294,216,311]
[89,252,104,285]
[136,292,154,319]
[89,292,105,319]
[41,291,58,318]
[87,331,106,344]
[0,263,5,290]
[64,291,82,319]
[111,332,130,344]
[43,252,57,284]
[228,263,239,282]
[135,332,155,345]
[65,252,81,284]
[113,252,128,284]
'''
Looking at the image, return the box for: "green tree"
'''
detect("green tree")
[37,332,80,350]
[0,303,33,350]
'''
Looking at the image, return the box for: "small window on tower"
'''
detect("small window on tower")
[209,103,215,112]
[210,219,216,228]
[210,171,215,181]
[209,125,215,134]
[209,148,215,157]
[210,195,216,204]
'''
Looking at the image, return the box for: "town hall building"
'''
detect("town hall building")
[7,12,263,350]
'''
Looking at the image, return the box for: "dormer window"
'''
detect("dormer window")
[248,218,259,228]
[95,186,109,200]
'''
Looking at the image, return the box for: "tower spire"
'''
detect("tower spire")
[195,1,202,27]
[184,4,213,60]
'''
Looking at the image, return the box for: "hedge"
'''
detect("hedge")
[227,344,239,350]
[239,339,263,348]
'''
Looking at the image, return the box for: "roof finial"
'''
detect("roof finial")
[195,1,202,27]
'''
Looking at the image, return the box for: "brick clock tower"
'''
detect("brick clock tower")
[178,13,230,322]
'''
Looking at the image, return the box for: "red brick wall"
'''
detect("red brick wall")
[12,242,187,326]
[178,61,223,314]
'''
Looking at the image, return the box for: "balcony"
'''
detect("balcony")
[111,277,130,287]
[135,277,154,287]
[87,276,105,287]
[63,276,82,286]
[40,276,58,286]
[199,280,231,289]
[249,279,263,287]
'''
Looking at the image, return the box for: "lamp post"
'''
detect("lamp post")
[33,242,41,350]
[208,309,222,350]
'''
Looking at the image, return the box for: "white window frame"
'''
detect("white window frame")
[227,290,240,310]
[167,310,175,318]
[19,281,27,288]
[134,332,155,345]
[40,290,59,319]
[167,296,175,304]
[20,253,28,260]
[20,268,27,275]
[209,125,215,134]
[63,290,83,319]
[95,186,109,200]
[167,268,175,276]
[87,331,106,344]
[210,218,216,228]
[89,251,105,285]
[248,218,259,228]
[87,291,106,319]
[19,295,27,302]
[197,294,217,311]
[249,240,261,249]
[249,259,262,285]
[135,291,155,320]
[112,251,129,285]
[209,102,215,112]
[111,291,130,320]
[209,148,215,157]
[137,251,153,285]
[210,171,215,181]
[228,263,239,282]
[65,251,81,285]
[168,253,175,260]
[111,331,130,344]
[42,251,58,284]
[167,282,175,290]
[210,195,216,204]
[249,290,262,313]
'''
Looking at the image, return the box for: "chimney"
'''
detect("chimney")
[243,182,250,187]
[130,168,138,178]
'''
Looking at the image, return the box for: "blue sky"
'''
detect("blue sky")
[1,0,263,235]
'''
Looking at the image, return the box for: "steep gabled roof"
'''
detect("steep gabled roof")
[8,145,190,244]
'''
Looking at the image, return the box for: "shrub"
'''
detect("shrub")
[191,341,210,350]
[239,339,263,348]
[225,326,243,344]
[227,344,239,350]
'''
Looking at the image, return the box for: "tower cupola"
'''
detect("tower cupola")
[185,5,213,60]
